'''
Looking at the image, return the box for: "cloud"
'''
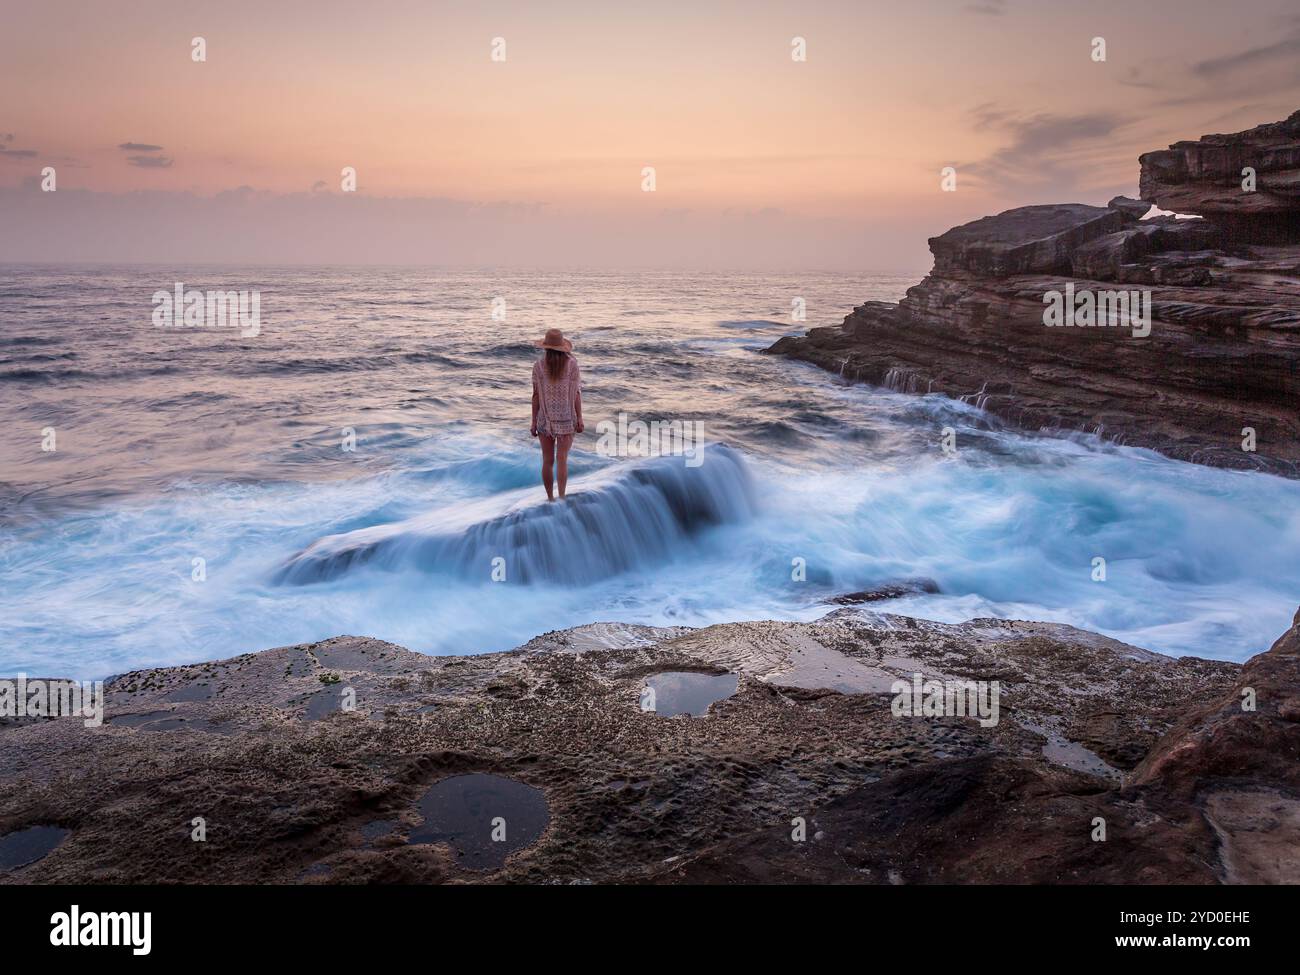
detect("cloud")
[118,141,164,152]
[1192,33,1300,79]
[970,103,1013,128]
[974,110,1127,166]
[963,108,1133,199]
[1117,66,1161,90]
[1155,29,1300,109]
[311,180,328,193]
[0,134,38,159]
[127,154,173,168]
[964,1,1006,15]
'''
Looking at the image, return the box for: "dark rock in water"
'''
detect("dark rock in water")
[0,825,69,872]
[767,111,1300,477]
[409,773,549,871]
[827,579,940,604]
[642,671,738,717]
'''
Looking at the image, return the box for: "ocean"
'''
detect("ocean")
[2,264,1299,678]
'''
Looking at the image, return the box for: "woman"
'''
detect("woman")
[530,328,583,500]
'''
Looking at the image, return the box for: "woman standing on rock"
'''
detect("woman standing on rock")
[531,328,584,500]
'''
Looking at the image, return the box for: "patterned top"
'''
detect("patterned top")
[532,355,581,435]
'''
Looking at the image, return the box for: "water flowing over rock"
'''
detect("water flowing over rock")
[274,445,755,585]
[767,111,1300,476]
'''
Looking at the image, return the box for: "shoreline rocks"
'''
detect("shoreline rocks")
[767,111,1300,477]
[3,606,1296,884]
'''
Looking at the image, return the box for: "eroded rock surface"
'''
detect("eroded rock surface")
[3,606,1296,885]
[1139,111,1300,223]
[768,111,1300,476]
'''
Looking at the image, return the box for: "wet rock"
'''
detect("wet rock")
[767,110,1300,477]
[1132,607,1300,799]
[826,579,940,604]
[0,607,1293,884]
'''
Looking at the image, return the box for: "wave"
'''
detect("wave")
[464,343,538,360]
[717,319,788,329]
[0,367,96,384]
[0,352,78,363]
[273,444,756,586]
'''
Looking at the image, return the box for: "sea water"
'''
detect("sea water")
[2,265,1298,678]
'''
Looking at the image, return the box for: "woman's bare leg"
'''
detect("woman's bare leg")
[539,433,556,500]
[556,434,574,498]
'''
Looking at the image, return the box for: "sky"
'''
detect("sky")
[2,0,1299,269]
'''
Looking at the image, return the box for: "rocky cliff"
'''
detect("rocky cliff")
[3,606,1297,884]
[768,111,1300,476]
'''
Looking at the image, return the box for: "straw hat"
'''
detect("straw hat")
[533,328,573,354]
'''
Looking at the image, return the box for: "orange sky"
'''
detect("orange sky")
[3,0,1299,267]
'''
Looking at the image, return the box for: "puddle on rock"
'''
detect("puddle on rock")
[642,671,738,717]
[409,773,548,871]
[360,819,397,843]
[300,688,358,720]
[0,825,70,872]
[1042,738,1121,779]
[165,683,216,703]
[283,652,316,678]
[110,710,172,727]
[1022,719,1121,780]
[313,643,406,674]
[109,710,228,734]
[145,715,228,734]
[299,862,332,880]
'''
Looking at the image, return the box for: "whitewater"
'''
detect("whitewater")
[2,265,1298,678]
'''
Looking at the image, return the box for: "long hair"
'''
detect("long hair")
[545,348,567,381]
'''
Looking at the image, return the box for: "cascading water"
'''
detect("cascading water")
[274,445,756,585]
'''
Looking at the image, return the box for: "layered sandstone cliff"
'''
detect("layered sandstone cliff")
[768,112,1300,476]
